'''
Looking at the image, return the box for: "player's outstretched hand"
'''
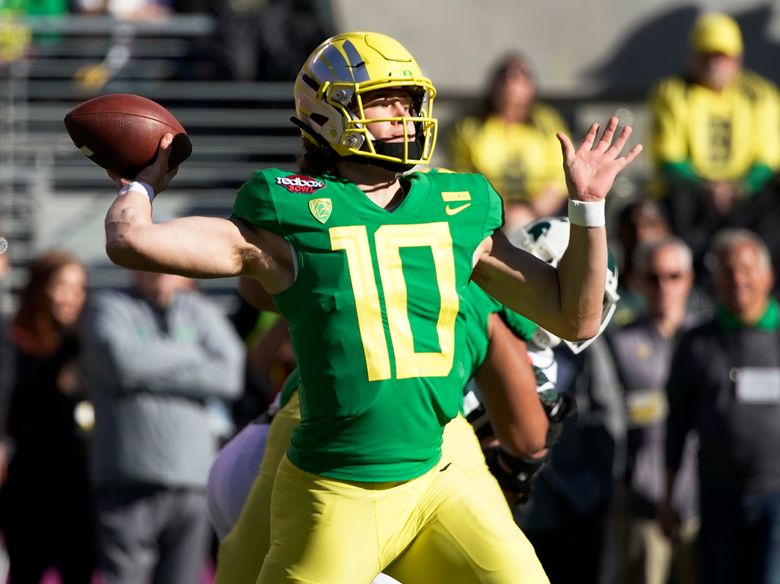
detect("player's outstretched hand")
[557,116,642,203]
[107,133,179,195]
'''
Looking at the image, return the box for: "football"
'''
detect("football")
[64,93,192,178]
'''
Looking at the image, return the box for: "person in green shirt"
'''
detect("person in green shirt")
[211,279,554,584]
[210,215,621,583]
[100,31,640,584]
[662,228,780,584]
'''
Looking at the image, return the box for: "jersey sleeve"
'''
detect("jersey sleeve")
[498,309,538,342]
[231,170,285,236]
[279,368,300,408]
[481,177,505,238]
[420,168,503,238]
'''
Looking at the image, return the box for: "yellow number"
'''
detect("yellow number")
[330,225,392,381]
[330,223,458,381]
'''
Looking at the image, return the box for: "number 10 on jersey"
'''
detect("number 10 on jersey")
[330,223,459,381]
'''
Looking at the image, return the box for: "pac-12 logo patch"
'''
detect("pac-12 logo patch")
[275,174,325,194]
[309,198,332,224]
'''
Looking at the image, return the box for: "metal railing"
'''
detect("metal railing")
[0,14,303,310]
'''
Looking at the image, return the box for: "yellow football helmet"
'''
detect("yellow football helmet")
[293,32,437,171]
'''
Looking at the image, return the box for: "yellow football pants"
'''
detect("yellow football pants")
[215,392,300,584]
[216,398,548,584]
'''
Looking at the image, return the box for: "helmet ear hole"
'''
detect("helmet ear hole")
[300,74,320,92]
[310,113,329,127]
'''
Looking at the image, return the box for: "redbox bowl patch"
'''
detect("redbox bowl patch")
[276,174,325,194]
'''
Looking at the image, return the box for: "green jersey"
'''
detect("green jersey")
[278,283,537,438]
[232,168,502,481]
[278,368,300,409]
[462,283,538,379]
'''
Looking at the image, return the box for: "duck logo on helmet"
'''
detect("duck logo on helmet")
[276,175,325,194]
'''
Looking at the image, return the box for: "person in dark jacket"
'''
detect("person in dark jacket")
[1,250,94,584]
[663,228,780,584]
[80,269,245,584]
[607,237,705,584]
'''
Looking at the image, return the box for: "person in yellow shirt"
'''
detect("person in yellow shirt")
[448,54,569,232]
[649,12,780,267]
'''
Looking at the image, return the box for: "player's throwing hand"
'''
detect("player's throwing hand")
[107,133,178,194]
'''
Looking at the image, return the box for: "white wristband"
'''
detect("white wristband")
[118,181,156,202]
[568,199,605,227]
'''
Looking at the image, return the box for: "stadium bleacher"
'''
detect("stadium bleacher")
[0,12,650,313]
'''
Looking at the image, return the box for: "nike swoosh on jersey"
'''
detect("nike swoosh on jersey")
[445,203,471,216]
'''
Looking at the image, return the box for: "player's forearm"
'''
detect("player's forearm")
[105,191,247,278]
[238,276,279,312]
[555,223,606,341]
[474,230,604,341]
[105,189,158,270]
[476,315,548,457]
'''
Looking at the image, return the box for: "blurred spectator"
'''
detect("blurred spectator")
[73,0,173,20]
[611,199,672,328]
[514,337,624,584]
[177,0,331,81]
[0,247,8,281]
[0,250,95,584]
[663,228,780,584]
[228,292,295,429]
[228,294,272,430]
[447,54,569,231]
[648,13,780,272]
[79,270,244,584]
[606,237,706,584]
[246,317,293,397]
[0,250,12,426]
[0,0,69,17]
[0,247,11,583]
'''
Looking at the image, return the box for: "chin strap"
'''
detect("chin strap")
[370,139,422,172]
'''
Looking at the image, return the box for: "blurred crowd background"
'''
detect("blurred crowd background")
[1,0,780,583]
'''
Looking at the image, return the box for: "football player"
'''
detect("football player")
[474,216,621,502]
[210,216,621,583]
[211,279,547,584]
[103,31,640,584]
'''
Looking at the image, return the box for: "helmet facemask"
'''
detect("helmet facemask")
[341,85,436,171]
